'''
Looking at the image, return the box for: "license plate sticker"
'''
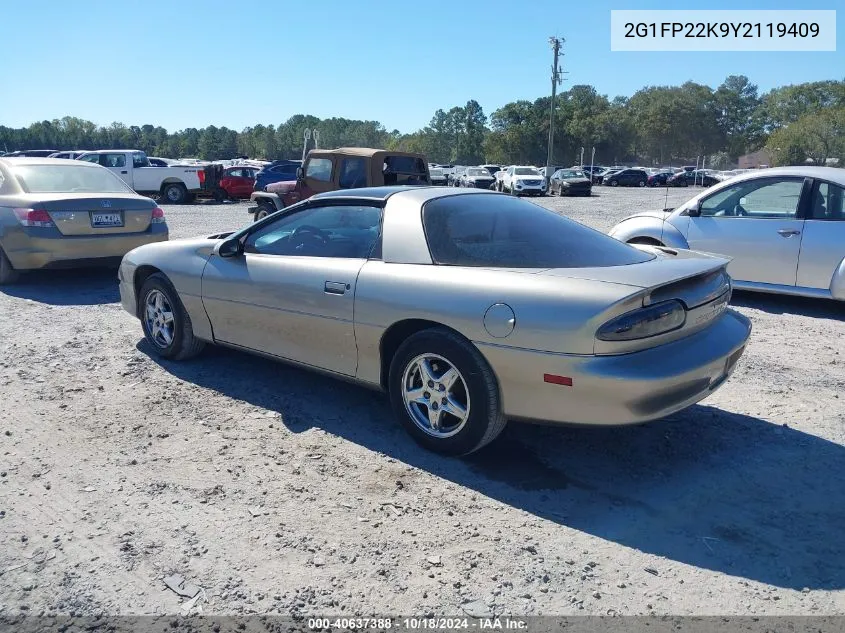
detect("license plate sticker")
[91,212,123,227]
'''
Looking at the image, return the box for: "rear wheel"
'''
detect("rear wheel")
[163,183,188,204]
[139,274,205,360]
[0,247,20,285]
[638,180,646,187]
[213,188,228,202]
[610,180,618,187]
[389,328,506,456]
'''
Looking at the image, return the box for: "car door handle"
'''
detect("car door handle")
[324,281,348,295]
[120,170,128,174]
[777,229,801,237]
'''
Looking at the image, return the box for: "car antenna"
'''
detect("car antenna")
[663,165,671,211]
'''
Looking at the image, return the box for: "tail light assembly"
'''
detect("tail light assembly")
[13,208,54,228]
[597,300,686,341]
[151,207,166,224]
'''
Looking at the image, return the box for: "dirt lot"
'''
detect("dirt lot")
[1,187,843,618]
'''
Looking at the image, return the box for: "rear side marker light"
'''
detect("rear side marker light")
[13,208,54,227]
[151,207,166,224]
[544,374,573,387]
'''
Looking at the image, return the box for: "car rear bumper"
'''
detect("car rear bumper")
[2,227,169,271]
[476,309,751,426]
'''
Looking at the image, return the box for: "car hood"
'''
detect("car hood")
[265,180,297,194]
[514,174,543,180]
[559,177,591,185]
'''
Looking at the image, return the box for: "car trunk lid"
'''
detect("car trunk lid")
[540,249,734,354]
[20,193,156,236]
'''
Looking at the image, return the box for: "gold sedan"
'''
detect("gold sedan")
[0,157,168,284]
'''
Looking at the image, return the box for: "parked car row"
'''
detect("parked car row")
[3,152,844,458]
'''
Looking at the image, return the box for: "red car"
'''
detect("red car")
[216,167,258,201]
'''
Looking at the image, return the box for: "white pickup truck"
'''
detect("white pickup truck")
[76,150,207,203]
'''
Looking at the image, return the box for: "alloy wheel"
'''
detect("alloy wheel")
[144,289,175,349]
[401,353,470,438]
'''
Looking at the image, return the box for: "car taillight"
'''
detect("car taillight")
[596,300,686,341]
[151,207,166,224]
[13,208,54,227]
[198,170,206,185]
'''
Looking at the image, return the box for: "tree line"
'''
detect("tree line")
[2,76,843,167]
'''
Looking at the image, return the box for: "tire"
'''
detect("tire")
[510,186,518,197]
[162,183,188,204]
[638,180,646,187]
[610,180,618,187]
[138,273,205,360]
[0,247,20,285]
[254,202,276,221]
[388,328,506,456]
[213,188,228,203]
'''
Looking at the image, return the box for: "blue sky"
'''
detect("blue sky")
[4,0,842,133]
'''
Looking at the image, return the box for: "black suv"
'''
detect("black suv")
[603,168,648,187]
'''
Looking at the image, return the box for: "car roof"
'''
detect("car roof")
[730,166,845,183]
[78,149,140,154]
[0,157,102,168]
[312,185,433,202]
[310,147,425,159]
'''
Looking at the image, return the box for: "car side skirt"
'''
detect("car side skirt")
[731,280,838,301]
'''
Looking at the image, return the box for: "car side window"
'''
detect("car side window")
[699,178,804,219]
[244,204,382,259]
[304,158,332,182]
[228,168,243,178]
[339,158,367,189]
[132,152,147,168]
[104,153,126,168]
[810,182,845,220]
[79,154,100,164]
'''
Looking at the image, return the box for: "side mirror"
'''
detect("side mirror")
[218,237,242,258]
[687,202,702,217]
[296,167,304,180]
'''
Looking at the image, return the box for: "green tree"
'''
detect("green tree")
[766,108,845,166]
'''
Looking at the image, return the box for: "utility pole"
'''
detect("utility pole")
[545,36,564,185]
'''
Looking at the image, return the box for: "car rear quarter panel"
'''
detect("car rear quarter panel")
[353,261,643,386]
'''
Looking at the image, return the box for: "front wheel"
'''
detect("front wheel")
[139,274,205,360]
[638,180,646,187]
[0,247,20,285]
[254,202,276,221]
[213,188,228,202]
[389,328,507,456]
[610,180,618,187]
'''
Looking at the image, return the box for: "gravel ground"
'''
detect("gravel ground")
[1,187,843,618]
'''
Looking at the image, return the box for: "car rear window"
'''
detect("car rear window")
[423,194,654,268]
[384,156,427,175]
[11,164,133,194]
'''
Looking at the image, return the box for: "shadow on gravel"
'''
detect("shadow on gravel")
[732,290,844,320]
[141,341,845,592]
[0,267,119,305]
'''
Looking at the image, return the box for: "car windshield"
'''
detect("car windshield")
[466,168,488,177]
[423,194,654,268]
[11,164,133,193]
[557,170,584,178]
[514,168,540,176]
